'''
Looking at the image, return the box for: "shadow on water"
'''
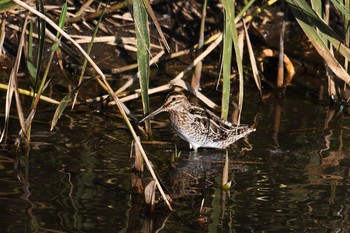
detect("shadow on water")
[1,86,350,232]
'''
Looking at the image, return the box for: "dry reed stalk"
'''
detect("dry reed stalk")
[67,1,127,23]
[191,0,207,91]
[277,17,286,89]
[243,18,262,97]
[108,33,223,110]
[0,15,29,143]
[12,0,173,211]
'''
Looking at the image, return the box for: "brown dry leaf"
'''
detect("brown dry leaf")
[144,180,156,207]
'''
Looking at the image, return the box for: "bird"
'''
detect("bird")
[139,91,255,151]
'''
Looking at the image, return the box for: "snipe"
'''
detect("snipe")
[140,92,255,151]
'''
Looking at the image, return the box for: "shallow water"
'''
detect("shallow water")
[1,87,350,233]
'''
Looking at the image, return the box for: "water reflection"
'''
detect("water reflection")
[1,93,350,232]
[305,105,350,184]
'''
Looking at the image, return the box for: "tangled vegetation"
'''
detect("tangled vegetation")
[1,0,350,210]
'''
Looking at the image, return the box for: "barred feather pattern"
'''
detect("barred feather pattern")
[141,92,255,151]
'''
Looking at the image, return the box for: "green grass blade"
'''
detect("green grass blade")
[31,2,68,127]
[51,86,81,131]
[72,4,107,109]
[0,0,15,12]
[289,0,350,62]
[134,0,151,136]
[287,0,350,84]
[13,0,172,210]
[330,0,350,18]
[221,8,232,121]
[36,2,67,101]
[34,0,45,93]
[21,2,68,140]
[235,0,256,21]
[57,3,67,29]
[344,0,350,72]
[51,3,67,52]
[26,22,37,81]
[222,0,244,124]
[310,0,322,18]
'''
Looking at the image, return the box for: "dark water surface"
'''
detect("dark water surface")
[1,88,350,233]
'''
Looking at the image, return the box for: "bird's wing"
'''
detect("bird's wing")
[188,106,249,141]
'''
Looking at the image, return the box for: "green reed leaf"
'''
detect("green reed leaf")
[26,22,37,81]
[51,2,67,52]
[33,0,45,93]
[0,0,15,12]
[330,0,350,19]
[288,0,350,63]
[72,3,107,109]
[221,7,232,121]
[134,0,151,137]
[222,0,244,124]
[51,88,78,131]
[287,0,350,84]
[58,3,67,29]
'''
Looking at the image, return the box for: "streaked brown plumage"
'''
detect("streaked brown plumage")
[140,92,255,151]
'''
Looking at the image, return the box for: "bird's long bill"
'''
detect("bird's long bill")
[138,105,166,124]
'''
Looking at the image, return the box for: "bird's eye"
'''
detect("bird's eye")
[171,97,176,101]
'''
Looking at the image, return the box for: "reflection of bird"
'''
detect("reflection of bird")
[139,92,255,151]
